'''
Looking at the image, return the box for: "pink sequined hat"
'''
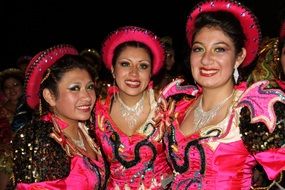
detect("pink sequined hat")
[25,44,78,109]
[101,26,165,75]
[186,0,261,67]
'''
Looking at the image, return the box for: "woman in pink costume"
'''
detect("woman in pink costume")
[0,68,24,190]
[95,26,173,189]
[12,44,108,189]
[156,0,285,189]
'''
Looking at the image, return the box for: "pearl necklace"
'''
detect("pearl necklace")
[117,93,145,128]
[193,91,234,131]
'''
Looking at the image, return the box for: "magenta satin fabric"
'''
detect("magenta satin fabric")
[254,148,285,180]
[15,114,105,190]
[95,89,172,189]
[165,93,285,190]
[16,156,103,190]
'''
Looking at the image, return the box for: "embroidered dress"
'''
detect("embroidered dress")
[161,81,285,190]
[95,87,173,189]
[12,113,107,190]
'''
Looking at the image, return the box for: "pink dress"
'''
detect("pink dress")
[95,87,173,189]
[13,113,107,190]
[16,156,104,190]
[161,81,285,190]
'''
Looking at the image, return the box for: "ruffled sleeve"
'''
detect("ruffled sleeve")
[239,102,285,179]
[12,119,70,184]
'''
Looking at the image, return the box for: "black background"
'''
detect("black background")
[2,0,285,71]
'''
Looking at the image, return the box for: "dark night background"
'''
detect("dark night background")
[2,0,285,71]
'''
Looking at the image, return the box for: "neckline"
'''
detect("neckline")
[106,89,156,137]
[193,90,234,131]
[178,91,238,139]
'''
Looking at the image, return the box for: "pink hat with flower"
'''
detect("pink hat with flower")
[25,44,78,109]
[186,0,261,67]
[101,26,165,75]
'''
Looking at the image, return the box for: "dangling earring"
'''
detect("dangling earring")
[234,66,239,84]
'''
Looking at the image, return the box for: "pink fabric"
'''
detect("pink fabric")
[160,78,199,99]
[254,148,285,180]
[16,115,106,190]
[41,113,68,129]
[16,156,103,190]
[95,88,172,189]
[164,84,285,189]
[237,80,285,133]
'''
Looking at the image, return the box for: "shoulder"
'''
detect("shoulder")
[238,101,285,153]
[235,81,285,152]
[13,119,71,183]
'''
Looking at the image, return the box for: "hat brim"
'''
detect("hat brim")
[102,26,165,75]
[25,44,78,109]
[186,0,261,67]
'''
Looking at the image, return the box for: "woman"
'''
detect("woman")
[157,0,285,189]
[95,26,173,189]
[0,68,24,126]
[12,44,108,189]
[240,12,285,188]
[0,68,24,190]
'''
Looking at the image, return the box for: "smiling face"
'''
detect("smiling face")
[3,77,23,102]
[44,68,96,126]
[190,26,245,90]
[112,46,152,97]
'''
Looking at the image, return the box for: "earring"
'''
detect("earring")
[234,66,239,84]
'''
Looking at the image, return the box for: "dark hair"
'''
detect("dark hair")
[192,11,246,55]
[40,54,97,113]
[112,41,154,72]
[0,69,24,91]
[80,49,102,69]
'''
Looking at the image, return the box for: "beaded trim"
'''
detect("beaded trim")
[101,26,165,75]
[24,44,78,109]
[186,0,262,67]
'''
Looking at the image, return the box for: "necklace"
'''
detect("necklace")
[72,131,86,151]
[193,91,234,131]
[117,93,144,128]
